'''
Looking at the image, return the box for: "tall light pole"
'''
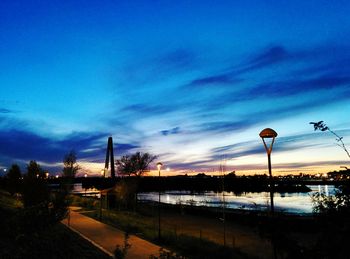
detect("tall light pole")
[157,162,163,240]
[259,128,278,214]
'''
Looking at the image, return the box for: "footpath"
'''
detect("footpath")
[62,207,161,259]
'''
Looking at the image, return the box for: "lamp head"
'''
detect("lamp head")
[259,128,278,139]
[259,128,278,155]
[157,162,163,171]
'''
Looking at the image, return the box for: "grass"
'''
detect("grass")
[76,198,250,259]
[0,189,111,259]
[0,189,22,210]
[73,195,341,259]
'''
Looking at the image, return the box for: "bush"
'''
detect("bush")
[311,182,350,258]
[21,176,49,207]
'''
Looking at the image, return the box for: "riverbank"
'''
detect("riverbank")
[72,194,321,259]
[80,176,313,193]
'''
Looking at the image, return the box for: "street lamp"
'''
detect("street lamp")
[259,128,278,214]
[157,162,163,239]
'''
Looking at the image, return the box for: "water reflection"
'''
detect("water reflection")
[71,183,337,214]
[71,183,100,198]
[138,185,337,214]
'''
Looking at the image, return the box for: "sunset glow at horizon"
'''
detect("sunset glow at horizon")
[1,1,350,176]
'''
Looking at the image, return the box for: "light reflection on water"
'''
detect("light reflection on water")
[71,183,100,197]
[138,185,337,214]
[71,183,337,214]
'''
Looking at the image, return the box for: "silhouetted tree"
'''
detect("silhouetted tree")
[22,161,49,207]
[63,150,80,178]
[116,152,156,177]
[19,159,69,230]
[310,120,350,158]
[115,152,156,209]
[6,164,21,194]
[26,160,44,178]
[116,155,135,176]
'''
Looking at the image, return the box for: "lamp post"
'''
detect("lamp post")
[157,162,163,239]
[259,128,278,214]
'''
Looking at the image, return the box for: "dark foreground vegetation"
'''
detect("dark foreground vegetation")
[0,157,111,259]
[0,189,111,259]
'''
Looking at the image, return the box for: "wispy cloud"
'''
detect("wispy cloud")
[249,74,350,98]
[184,75,243,89]
[195,120,251,134]
[120,48,197,88]
[121,103,174,115]
[239,45,290,73]
[0,129,138,170]
[160,127,181,136]
[156,49,196,70]
[0,108,12,113]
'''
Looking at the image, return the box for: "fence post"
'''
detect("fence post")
[175,225,177,240]
[68,208,71,227]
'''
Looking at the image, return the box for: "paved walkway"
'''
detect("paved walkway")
[62,207,161,259]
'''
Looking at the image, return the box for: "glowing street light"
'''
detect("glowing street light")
[157,162,163,240]
[157,162,163,173]
[259,128,278,214]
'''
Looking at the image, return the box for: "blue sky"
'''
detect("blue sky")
[1,0,350,176]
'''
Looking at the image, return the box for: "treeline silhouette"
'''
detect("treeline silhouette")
[76,175,311,193]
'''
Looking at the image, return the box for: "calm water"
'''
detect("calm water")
[138,185,337,214]
[72,183,337,214]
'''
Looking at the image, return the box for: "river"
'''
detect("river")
[138,185,336,214]
[73,183,336,214]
